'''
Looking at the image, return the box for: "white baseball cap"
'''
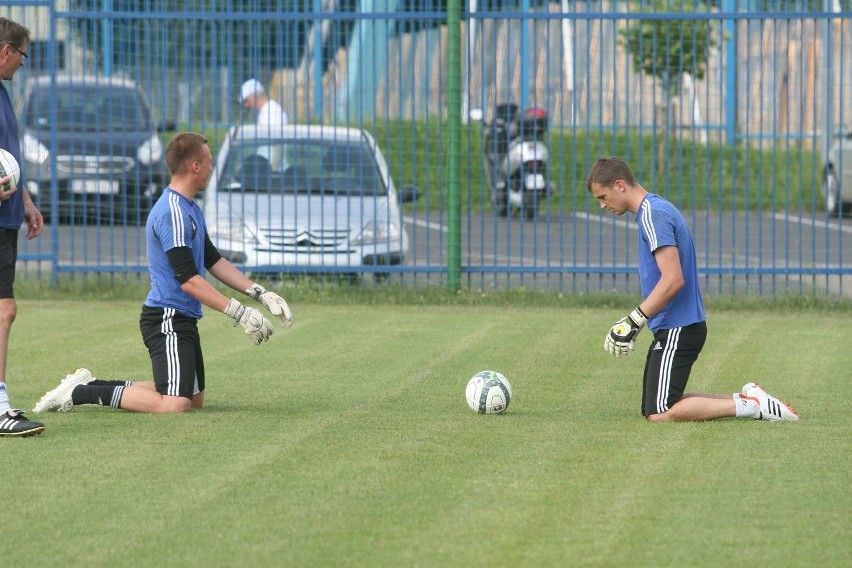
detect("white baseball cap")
[239,78,264,103]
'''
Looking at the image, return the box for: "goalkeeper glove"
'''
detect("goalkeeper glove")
[604,307,647,357]
[247,283,293,328]
[224,298,274,345]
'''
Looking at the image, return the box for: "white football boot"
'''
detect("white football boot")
[32,368,94,412]
[743,383,799,421]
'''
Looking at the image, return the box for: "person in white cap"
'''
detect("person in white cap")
[240,78,288,126]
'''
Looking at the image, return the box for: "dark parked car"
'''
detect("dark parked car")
[15,75,175,223]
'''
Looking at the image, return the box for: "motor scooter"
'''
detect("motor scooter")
[480,103,553,219]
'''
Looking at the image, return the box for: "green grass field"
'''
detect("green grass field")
[4,299,850,567]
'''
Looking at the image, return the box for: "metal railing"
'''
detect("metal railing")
[2,1,849,297]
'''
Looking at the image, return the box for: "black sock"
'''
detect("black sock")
[71,385,126,408]
[89,380,133,387]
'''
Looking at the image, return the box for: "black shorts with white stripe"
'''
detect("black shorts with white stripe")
[140,306,205,399]
[641,321,707,417]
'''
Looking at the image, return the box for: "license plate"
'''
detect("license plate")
[70,179,119,195]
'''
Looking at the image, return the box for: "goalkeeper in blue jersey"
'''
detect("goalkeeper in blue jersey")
[34,133,293,414]
[587,157,798,422]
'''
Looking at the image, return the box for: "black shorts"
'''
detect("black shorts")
[0,228,18,299]
[140,306,205,398]
[641,321,707,417]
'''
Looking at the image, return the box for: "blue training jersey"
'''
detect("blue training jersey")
[144,188,207,319]
[0,82,26,229]
[636,194,706,332]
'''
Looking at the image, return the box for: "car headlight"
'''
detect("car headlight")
[352,221,400,246]
[21,133,49,165]
[209,217,259,245]
[137,135,163,166]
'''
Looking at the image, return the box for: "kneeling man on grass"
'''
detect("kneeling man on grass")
[33,132,293,414]
[587,157,798,422]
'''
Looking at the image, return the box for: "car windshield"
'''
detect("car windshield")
[221,140,386,196]
[26,86,151,132]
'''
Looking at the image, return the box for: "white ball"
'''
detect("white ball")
[0,148,20,192]
[466,370,512,414]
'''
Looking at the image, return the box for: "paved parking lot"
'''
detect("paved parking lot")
[16,209,852,297]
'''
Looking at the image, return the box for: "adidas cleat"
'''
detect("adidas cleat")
[33,368,94,413]
[0,409,45,437]
[745,383,800,421]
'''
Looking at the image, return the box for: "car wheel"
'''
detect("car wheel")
[824,170,840,216]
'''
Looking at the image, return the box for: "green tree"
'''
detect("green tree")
[620,0,719,172]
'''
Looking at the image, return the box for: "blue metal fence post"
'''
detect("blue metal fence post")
[313,0,324,121]
[50,1,59,286]
[520,0,530,110]
[723,0,736,147]
[447,0,462,290]
[101,0,112,76]
[823,0,834,160]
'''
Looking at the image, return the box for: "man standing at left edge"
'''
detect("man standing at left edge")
[0,17,46,437]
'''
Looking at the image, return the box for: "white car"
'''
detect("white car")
[205,125,418,278]
[823,128,852,216]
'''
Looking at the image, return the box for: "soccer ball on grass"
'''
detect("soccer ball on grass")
[465,370,512,414]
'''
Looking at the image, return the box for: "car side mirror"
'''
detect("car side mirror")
[397,185,419,204]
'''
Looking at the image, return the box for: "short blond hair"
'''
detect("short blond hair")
[166,132,209,175]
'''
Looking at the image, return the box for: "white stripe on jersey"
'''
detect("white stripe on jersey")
[640,200,658,251]
[160,308,182,397]
[168,192,186,248]
[656,327,681,414]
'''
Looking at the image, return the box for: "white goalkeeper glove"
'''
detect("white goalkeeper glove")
[247,283,293,329]
[224,298,274,345]
[604,307,647,357]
